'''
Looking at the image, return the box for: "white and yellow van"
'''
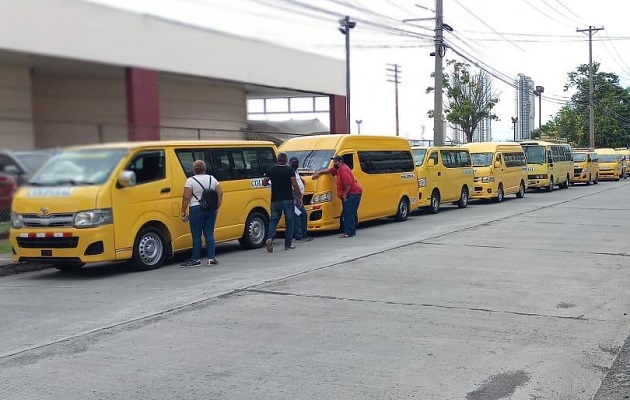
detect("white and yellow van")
[411,146,474,213]
[279,134,418,231]
[571,149,599,185]
[521,140,573,191]
[10,140,277,271]
[595,148,622,181]
[461,142,527,202]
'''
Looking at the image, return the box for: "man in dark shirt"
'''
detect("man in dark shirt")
[262,152,301,252]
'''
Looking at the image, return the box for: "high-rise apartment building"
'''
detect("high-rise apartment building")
[516,74,536,141]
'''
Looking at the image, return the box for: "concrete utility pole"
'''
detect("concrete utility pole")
[386,63,402,136]
[577,26,604,149]
[433,0,445,146]
[339,16,356,134]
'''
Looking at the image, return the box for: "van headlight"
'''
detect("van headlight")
[311,191,332,204]
[418,177,426,187]
[10,212,23,229]
[474,176,494,183]
[74,209,113,228]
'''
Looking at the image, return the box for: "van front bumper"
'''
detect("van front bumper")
[527,178,551,189]
[10,225,116,264]
[471,183,495,199]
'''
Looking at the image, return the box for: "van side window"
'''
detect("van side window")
[342,154,354,170]
[358,151,414,174]
[441,151,457,168]
[459,151,472,167]
[504,152,526,167]
[127,150,165,184]
[175,147,276,181]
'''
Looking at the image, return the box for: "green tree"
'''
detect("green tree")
[544,63,630,147]
[427,60,500,143]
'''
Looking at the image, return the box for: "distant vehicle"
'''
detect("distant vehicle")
[0,149,54,185]
[521,140,573,191]
[462,142,527,202]
[0,172,18,221]
[614,148,629,179]
[595,148,622,181]
[571,149,599,185]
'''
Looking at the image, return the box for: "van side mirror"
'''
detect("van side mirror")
[118,170,136,187]
[427,159,436,167]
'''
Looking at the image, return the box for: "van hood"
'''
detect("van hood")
[12,185,103,214]
[472,166,492,176]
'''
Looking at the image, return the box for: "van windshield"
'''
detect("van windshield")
[412,148,427,166]
[599,155,618,163]
[29,149,127,186]
[284,150,335,173]
[573,153,587,162]
[471,152,493,167]
[523,145,546,164]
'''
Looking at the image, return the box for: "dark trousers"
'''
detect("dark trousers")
[189,205,218,260]
[342,193,362,236]
[268,200,295,248]
[293,202,308,239]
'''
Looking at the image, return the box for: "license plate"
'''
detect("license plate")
[41,250,52,257]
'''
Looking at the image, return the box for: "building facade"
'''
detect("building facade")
[516,74,536,141]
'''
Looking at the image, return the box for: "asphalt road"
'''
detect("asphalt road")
[1,181,630,399]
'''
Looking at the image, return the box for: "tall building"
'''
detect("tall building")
[516,74,536,141]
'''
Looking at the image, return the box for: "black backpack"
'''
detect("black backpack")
[191,176,218,211]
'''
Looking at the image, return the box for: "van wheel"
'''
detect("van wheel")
[457,187,469,208]
[546,176,554,192]
[394,197,410,222]
[560,174,570,188]
[495,184,504,203]
[429,190,440,214]
[239,211,268,249]
[586,174,591,186]
[516,181,525,198]
[129,227,167,271]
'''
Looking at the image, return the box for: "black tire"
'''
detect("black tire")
[129,226,167,271]
[457,186,469,209]
[394,197,410,222]
[561,174,570,188]
[55,264,85,272]
[429,190,440,214]
[495,184,504,203]
[516,181,525,198]
[239,210,268,249]
[546,176,554,192]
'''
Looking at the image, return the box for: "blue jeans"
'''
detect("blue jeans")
[342,193,362,236]
[268,200,295,248]
[189,205,218,260]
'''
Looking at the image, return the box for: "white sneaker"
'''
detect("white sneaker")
[265,239,273,253]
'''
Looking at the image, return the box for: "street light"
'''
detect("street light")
[339,16,356,134]
[355,119,363,135]
[511,117,518,142]
[533,85,544,132]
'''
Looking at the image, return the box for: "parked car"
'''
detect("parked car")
[0,172,18,221]
[0,149,54,185]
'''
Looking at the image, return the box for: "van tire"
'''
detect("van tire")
[457,186,469,208]
[239,210,268,249]
[394,197,410,222]
[560,174,570,188]
[129,226,167,271]
[495,184,504,203]
[546,176,554,192]
[429,190,440,214]
[516,181,525,198]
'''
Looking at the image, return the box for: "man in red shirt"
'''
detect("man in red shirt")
[312,155,363,237]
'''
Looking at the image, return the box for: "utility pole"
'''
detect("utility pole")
[355,119,363,134]
[511,117,518,142]
[339,16,356,134]
[577,25,604,149]
[433,0,445,145]
[386,63,402,136]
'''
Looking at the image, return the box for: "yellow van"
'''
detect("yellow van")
[462,142,527,202]
[595,148,622,181]
[411,146,474,213]
[10,140,277,271]
[279,134,418,231]
[614,148,629,179]
[570,149,599,185]
[521,140,573,191]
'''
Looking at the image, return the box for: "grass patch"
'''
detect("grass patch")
[0,240,11,254]
[0,223,9,236]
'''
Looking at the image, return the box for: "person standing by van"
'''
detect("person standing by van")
[312,155,363,238]
[180,160,223,267]
[289,157,313,242]
[263,152,301,252]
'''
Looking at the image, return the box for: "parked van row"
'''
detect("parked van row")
[7,136,623,273]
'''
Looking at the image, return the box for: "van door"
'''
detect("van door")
[111,149,174,259]
[440,150,459,201]
[426,150,441,201]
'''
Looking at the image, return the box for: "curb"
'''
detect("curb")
[0,256,52,277]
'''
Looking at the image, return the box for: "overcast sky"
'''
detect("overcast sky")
[86,0,630,141]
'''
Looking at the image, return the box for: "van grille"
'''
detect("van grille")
[17,237,79,248]
[21,213,74,228]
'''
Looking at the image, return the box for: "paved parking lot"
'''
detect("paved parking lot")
[1,182,630,399]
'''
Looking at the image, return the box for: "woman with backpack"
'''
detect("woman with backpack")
[180,159,223,267]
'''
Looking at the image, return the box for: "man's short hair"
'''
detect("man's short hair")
[193,160,206,173]
[278,152,289,164]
